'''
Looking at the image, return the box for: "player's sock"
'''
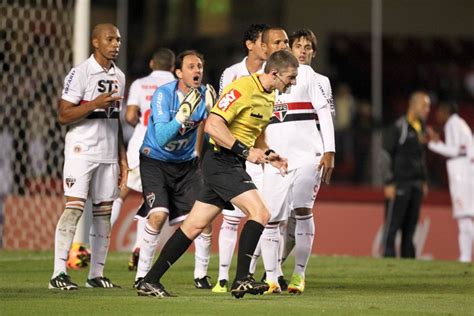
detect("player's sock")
[293,214,315,277]
[458,217,474,263]
[110,197,123,227]
[260,223,280,283]
[52,201,84,278]
[136,222,160,279]
[282,213,296,264]
[217,216,240,281]
[249,239,261,275]
[234,220,264,281]
[194,232,212,279]
[132,216,146,250]
[88,204,112,279]
[276,222,285,277]
[144,228,193,283]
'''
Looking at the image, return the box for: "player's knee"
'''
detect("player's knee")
[255,206,270,225]
[294,207,312,216]
[148,209,168,230]
[60,201,85,225]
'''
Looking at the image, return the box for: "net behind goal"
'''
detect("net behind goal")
[0,0,75,249]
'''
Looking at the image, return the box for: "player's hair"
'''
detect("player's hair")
[242,23,269,53]
[175,50,204,70]
[289,28,318,51]
[261,26,286,44]
[438,101,459,114]
[152,48,175,71]
[264,50,299,73]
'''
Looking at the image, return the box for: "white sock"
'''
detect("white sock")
[88,204,112,279]
[110,197,123,227]
[458,217,474,263]
[136,222,160,279]
[276,221,286,278]
[260,223,280,283]
[217,216,240,281]
[194,232,212,279]
[282,214,296,263]
[249,239,261,275]
[293,214,315,278]
[52,201,84,278]
[132,216,146,250]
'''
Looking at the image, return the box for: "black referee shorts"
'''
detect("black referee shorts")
[137,155,202,225]
[198,147,257,210]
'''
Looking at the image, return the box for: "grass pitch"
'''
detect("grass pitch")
[0,251,473,315]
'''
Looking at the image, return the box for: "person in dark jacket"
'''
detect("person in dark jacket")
[381,91,431,258]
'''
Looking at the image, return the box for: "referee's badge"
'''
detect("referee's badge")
[146,192,156,207]
[273,103,288,122]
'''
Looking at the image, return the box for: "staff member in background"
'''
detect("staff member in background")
[381,91,431,258]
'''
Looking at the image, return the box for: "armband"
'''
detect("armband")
[231,140,250,158]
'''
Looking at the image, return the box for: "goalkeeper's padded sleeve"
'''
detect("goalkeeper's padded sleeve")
[154,118,182,147]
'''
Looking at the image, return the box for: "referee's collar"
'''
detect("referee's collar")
[251,73,268,93]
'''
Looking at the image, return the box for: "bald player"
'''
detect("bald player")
[381,91,431,258]
[49,23,127,290]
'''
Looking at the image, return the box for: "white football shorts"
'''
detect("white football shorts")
[222,162,263,218]
[263,163,321,222]
[126,165,142,193]
[63,158,119,204]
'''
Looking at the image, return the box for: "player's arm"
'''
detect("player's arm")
[310,74,335,184]
[381,124,398,199]
[194,123,205,157]
[124,80,141,127]
[204,113,267,164]
[125,105,140,127]
[427,122,465,158]
[153,88,201,147]
[58,92,123,125]
[254,129,288,175]
[117,121,129,188]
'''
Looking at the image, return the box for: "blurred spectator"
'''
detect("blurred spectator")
[351,100,374,184]
[334,83,355,164]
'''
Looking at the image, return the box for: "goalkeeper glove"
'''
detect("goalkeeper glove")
[176,88,201,123]
[205,84,217,112]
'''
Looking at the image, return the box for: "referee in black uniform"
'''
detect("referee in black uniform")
[381,91,431,258]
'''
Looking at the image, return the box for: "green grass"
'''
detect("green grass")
[0,251,473,315]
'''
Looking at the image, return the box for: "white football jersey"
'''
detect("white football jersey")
[265,64,335,171]
[219,57,251,95]
[428,114,472,158]
[61,55,125,163]
[126,70,175,168]
[428,114,474,217]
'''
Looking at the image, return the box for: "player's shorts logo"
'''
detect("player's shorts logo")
[273,103,288,122]
[146,192,156,208]
[65,177,76,188]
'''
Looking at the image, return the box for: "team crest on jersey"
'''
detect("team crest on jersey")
[65,177,76,188]
[146,192,156,207]
[217,89,241,111]
[273,103,288,122]
[178,120,197,135]
[105,101,119,118]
